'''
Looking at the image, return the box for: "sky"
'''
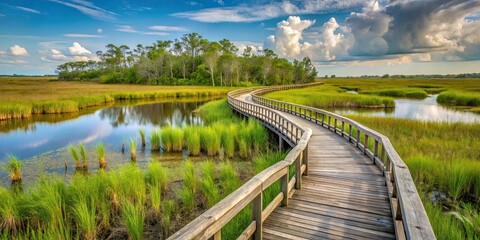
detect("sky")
[0,0,479,76]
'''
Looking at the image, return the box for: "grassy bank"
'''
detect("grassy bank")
[437,91,480,107]
[264,84,395,108]
[0,77,235,120]
[346,116,480,239]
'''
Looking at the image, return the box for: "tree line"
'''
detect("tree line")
[57,33,317,86]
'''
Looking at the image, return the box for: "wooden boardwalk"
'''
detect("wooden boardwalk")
[238,94,396,240]
[169,84,435,240]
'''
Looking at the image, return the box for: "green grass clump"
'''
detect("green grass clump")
[129,138,137,162]
[199,161,220,208]
[4,155,22,182]
[197,99,236,124]
[121,201,144,240]
[176,186,196,214]
[237,128,251,158]
[218,162,241,196]
[145,162,168,192]
[437,91,480,107]
[73,198,96,240]
[247,119,269,153]
[362,89,428,99]
[150,130,161,151]
[447,161,472,202]
[0,186,20,233]
[184,126,201,156]
[215,124,236,158]
[96,143,106,169]
[0,102,31,120]
[171,128,184,152]
[199,127,221,156]
[139,129,146,148]
[32,100,79,114]
[161,126,173,152]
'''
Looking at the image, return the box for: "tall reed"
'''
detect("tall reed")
[200,127,221,156]
[200,161,220,207]
[161,126,173,152]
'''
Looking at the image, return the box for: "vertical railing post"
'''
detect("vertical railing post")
[349,124,352,142]
[212,230,221,240]
[374,140,379,163]
[341,121,345,137]
[280,170,289,206]
[334,119,338,133]
[364,135,369,154]
[303,143,309,176]
[253,193,262,240]
[295,153,302,189]
[356,130,361,148]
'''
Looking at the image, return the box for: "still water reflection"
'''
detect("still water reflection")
[329,95,480,123]
[0,98,213,161]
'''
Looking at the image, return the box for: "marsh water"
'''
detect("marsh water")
[328,95,480,123]
[0,98,219,184]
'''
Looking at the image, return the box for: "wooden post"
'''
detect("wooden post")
[374,140,379,162]
[328,116,331,130]
[349,125,352,142]
[356,130,361,148]
[334,119,337,133]
[295,154,302,189]
[303,144,309,176]
[253,194,263,240]
[315,111,318,124]
[364,135,369,154]
[279,135,284,151]
[280,171,289,206]
[341,121,345,137]
[212,230,221,240]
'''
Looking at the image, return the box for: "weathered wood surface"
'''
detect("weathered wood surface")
[235,93,395,239]
[169,84,435,240]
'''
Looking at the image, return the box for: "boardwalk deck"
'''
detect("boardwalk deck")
[237,94,396,240]
[168,85,435,240]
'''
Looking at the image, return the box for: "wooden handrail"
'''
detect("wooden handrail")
[251,83,436,240]
[168,87,312,240]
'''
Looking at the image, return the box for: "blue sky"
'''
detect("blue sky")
[1,0,479,76]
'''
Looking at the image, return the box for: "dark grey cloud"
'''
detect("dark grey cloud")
[346,0,480,60]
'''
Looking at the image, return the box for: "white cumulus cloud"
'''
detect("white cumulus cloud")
[69,42,92,55]
[9,45,29,56]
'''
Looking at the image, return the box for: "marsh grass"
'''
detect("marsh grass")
[121,200,144,240]
[171,128,184,152]
[161,126,173,152]
[0,77,234,120]
[184,126,201,156]
[129,138,137,162]
[437,91,480,107]
[4,155,22,182]
[96,143,106,169]
[73,198,96,240]
[139,129,146,148]
[199,161,220,208]
[79,144,88,169]
[200,127,221,156]
[69,145,82,170]
[150,130,161,151]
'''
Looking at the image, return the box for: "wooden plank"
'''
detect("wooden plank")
[262,193,284,222]
[236,221,256,240]
[269,211,395,239]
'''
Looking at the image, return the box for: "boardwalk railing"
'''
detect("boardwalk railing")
[168,87,312,240]
[251,83,435,240]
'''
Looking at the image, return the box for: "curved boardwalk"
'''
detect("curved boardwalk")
[238,93,395,240]
[169,84,435,240]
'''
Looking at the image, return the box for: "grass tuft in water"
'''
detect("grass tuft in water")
[150,130,161,151]
[96,143,106,169]
[184,126,201,156]
[129,138,137,162]
[4,155,22,182]
[139,129,146,148]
